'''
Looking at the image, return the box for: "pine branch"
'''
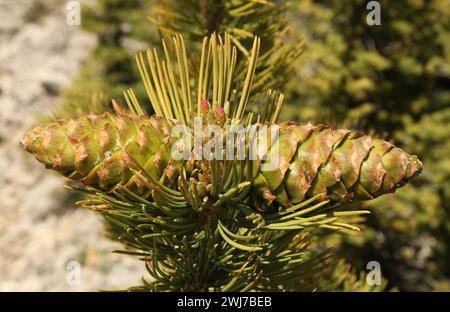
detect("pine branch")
[21,33,422,291]
[153,0,303,97]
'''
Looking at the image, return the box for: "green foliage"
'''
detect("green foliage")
[54,0,158,119]
[285,0,450,129]
[23,33,417,291]
[319,259,387,292]
[153,0,303,97]
[56,0,301,119]
[47,0,448,291]
[284,0,450,290]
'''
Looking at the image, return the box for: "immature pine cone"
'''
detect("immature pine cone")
[253,121,422,208]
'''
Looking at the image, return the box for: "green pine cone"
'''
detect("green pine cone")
[253,121,422,208]
[21,112,174,193]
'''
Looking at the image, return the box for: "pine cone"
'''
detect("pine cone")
[253,121,422,208]
[21,112,174,192]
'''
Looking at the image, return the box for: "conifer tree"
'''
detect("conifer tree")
[23,33,421,291]
[38,0,434,291]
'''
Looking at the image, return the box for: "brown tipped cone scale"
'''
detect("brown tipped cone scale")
[21,110,422,210]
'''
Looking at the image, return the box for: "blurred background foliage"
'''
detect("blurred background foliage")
[285,0,450,291]
[56,0,450,291]
[53,0,159,118]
